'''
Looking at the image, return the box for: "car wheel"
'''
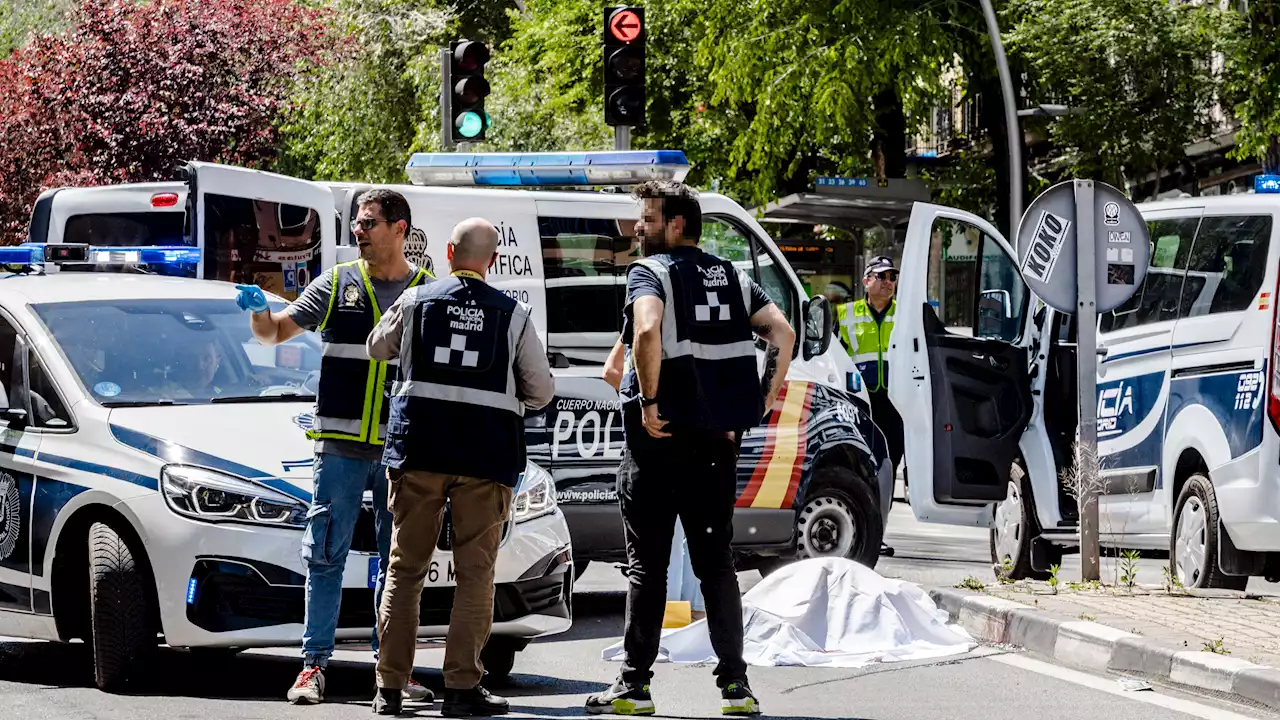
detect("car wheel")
[88,521,156,691]
[1171,474,1247,591]
[796,467,883,569]
[990,465,1058,581]
[480,637,521,684]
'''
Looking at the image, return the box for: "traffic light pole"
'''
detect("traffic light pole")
[614,126,630,151]
[439,48,454,151]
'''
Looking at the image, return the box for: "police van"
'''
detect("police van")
[889,192,1280,589]
[0,244,573,690]
[27,151,894,576]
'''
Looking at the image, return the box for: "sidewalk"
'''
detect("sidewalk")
[930,576,1280,712]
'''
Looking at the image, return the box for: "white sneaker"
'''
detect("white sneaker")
[287,666,325,704]
[404,679,435,701]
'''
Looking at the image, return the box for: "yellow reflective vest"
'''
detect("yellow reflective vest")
[836,298,895,392]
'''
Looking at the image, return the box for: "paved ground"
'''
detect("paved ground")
[1,486,1276,719]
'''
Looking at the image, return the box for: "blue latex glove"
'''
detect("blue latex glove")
[235,284,269,314]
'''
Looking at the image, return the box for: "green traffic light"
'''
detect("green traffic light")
[456,111,483,138]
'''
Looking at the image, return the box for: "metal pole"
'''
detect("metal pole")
[979,0,1024,244]
[614,125,631,151]
[1074,179,1101,582]
[439,49,454,151]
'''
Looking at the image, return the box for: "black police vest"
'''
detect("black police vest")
[627,251,764,432]
[310,261,430,445]
[382,274,530,486]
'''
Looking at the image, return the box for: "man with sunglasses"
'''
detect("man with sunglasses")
[234,188,434,706]
[837,256,905,531]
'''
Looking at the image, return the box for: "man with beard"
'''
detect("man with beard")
[590,181,793,716]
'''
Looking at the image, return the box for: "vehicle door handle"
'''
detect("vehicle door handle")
[1097,347,1109,358]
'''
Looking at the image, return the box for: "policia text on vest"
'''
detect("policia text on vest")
[366,217,554,716]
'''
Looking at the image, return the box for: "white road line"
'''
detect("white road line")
[989,653,1263,720]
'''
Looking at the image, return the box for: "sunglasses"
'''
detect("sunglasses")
[870,271,898,282]
[351,218,392,233]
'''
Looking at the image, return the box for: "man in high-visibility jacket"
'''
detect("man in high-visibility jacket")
[837,255,905,509]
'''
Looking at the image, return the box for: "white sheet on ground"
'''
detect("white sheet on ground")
[601,557,977,669]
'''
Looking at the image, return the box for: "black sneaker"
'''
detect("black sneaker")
[441,686,510,717]
[585,679,655,715]
[373,687,403,716]
[721,681,761,715]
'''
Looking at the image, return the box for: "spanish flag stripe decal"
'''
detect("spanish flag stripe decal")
[779,384,815,509]
[736,383,790,507]
[750,381,811,509]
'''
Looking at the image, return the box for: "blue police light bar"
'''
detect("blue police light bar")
[0,243,201,271]
[405,150,690,187]
[1256,175,1280,194]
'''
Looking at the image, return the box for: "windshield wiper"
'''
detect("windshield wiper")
[209,393,316,404]
[101,399,190,408]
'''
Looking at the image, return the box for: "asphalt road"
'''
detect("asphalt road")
[0,486,1274,720]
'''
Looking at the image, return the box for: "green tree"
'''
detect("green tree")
[1007,0,1236,192]
[0,0,72,57]
[1225,0,1280,171]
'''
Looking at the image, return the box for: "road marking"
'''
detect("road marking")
[989,653,1262,720]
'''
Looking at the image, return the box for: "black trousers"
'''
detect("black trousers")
[616,403,747,688]
[868,387,904,475]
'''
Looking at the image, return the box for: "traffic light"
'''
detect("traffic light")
[603,6,645,127]
[450,39,490,143]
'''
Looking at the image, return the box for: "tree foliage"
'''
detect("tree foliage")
[1225,0,1280,170]
[0,0,340,242]
[1007,0,1236,190]
[0,0,72,58]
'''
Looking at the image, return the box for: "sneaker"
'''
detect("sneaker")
[287,666,325,704]
[441,686,510,717]
[403,679,434,702]
[373,687,402,716]
[721,681,761,715]
[585,679,655,716]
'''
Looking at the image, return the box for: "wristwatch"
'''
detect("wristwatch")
[640,394,659,407]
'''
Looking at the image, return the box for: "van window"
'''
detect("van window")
[1179,215,1272,317]
[1100,216,1199,333]
[201,195,322,302]
[539,217,639,338]
[64,212,187,248]
[702,216,795,321]
[976,234,1027,342]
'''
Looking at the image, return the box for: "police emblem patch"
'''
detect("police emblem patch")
[0,472,20,562]
[293,412,315,431]
[341,283,363,308]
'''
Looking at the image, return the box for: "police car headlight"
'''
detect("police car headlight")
[512,461,556,524]
[161,464,308,528]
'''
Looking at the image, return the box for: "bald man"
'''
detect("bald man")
[366,218,553,717]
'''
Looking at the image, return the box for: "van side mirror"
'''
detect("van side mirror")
[977,289,1012,338]
[803,295,834,360]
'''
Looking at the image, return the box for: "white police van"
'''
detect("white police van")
[890,191,1280,589]
[0,244,572,690]
[27,151,896,576]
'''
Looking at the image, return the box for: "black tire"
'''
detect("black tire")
[88,521,156,691]
[990,464,1060,581]
[480,637,520,683]
[795,467,884,569]
[1171,474,1248,591]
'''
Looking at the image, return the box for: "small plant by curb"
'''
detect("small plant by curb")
[1202,638,1230,655]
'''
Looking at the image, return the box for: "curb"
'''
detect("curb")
[929,587,1280,712]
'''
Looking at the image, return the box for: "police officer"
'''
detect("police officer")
[366,217,554,717]
[837,255,905,495]
[587,182,794,717]
[236,188,434,705]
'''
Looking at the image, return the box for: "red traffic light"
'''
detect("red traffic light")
[607,8,643,43]
[453,40,490,72]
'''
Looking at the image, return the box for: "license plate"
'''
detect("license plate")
[367,556,456,587]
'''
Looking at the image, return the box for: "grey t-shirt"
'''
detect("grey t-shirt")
[284,264,425,461]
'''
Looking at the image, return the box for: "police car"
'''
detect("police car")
[0,244,572,690]
[27,151,895,576]
[889,189,1280,589]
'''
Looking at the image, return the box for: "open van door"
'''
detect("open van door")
[185,162,337,301]
[889,203,1039,527]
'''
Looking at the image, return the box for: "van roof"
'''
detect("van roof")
[1138,194,1280,214]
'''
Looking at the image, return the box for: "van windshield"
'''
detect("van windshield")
[31,298,320,407]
